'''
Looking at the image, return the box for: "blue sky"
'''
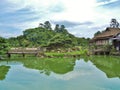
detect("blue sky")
[0,0,120,38]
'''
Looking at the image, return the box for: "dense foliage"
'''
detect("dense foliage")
[94,31,101,36]
[0,37,9,55]
[6,21,89,49]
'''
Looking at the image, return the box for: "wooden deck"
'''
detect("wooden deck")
[92,49,110,55]
[7,48,44,58]
[111,52,120,56]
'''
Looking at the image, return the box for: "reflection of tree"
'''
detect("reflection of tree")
[90,56,120,78]
[80,56,90,62]
[21,58,75,75]
[0,65,10,80]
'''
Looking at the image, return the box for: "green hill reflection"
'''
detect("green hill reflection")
[21,58,75,75]
[0,65,10,80]
[90,56,120,78]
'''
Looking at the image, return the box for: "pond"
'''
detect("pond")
[0,56,120,90]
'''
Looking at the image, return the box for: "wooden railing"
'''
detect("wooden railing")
[7,48,44,58]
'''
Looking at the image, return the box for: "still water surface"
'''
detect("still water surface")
[0,56,120,90]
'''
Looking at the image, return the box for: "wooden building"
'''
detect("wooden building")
[90,27,120,55]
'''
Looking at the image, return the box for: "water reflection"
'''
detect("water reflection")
[0,56,120,79]
[0,65,10,80]
[89,56,120,78]
[21,58,76,75]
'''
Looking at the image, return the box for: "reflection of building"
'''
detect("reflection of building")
[90,28,120,54]
[90,57,120,78]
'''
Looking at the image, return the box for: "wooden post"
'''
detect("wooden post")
[35,53,38,56]
[22,53,25,57]
[7,53,11,58]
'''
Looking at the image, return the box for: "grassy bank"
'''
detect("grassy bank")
[45,49,88,58]
[0,46,89,59]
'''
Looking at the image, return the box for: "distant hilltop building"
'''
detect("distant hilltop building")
[90,19,120,55]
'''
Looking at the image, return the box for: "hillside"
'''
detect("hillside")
[8,21,89,49]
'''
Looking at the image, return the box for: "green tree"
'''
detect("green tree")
[47,34,75,49]
[23,27,56,47]
[44,21,52,30]
[60,25,65,31]
[94,31,101,36]
[54,24,59,32]
[77,37,89,46]
[0,37,9,55]
[8,37,19,47]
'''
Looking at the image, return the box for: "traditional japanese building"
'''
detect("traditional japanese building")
[90,27,120,54]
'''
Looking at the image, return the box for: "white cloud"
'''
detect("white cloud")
[7,0,64,13]
[1,0,120,38]
[52,70,92,80]
[52,60,95,80]
[51,0,97,22]
[96,0,118,6]
[6,0,97,21]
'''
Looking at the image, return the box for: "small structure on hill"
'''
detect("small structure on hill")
[90,19,120,55]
